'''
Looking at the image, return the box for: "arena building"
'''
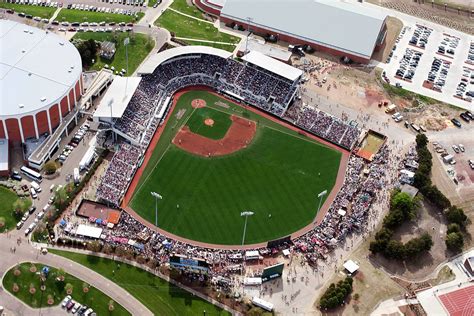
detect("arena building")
[0,20,83,144]
[195,0,388,63]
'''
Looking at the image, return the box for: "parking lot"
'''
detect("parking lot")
[428,124,474,211]
[381,21,474,111]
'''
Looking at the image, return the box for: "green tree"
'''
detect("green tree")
[445,206,467,227]
[447,223,461,234]
[445,232,464,252]
[391,192,419,219]
[383,209,405,228]
[76,39,98,68]
[12,198,32,220]
[53,187,68,211]
[43,161,58,175]
[415,133,429,149]
[384,240,405,259]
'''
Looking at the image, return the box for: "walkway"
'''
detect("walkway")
[0,234,152,316]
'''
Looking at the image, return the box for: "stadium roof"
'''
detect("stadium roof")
[239,38,292,62]
[0,20,82,117]
[242,51,303,81]
[0,139,8,172]
[221,0,387,59]
[93,76,142,119]
[138,46,233,74]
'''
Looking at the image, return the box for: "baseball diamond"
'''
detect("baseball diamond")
[127,90,344,245]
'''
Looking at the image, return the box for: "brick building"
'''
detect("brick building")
[0,20,83,144]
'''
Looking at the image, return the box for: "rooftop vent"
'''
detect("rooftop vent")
[19,104,24,108]
[23,29,28,33]
[29,31,33,34]
[59,42,64,46]
[22,49,26,53]
[40,97,46,102]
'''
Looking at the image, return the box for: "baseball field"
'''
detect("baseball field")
[129,90,343,245]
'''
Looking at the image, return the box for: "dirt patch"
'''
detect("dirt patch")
[204,118,214,127]
[173,115,256,157]
[191,99,207,108]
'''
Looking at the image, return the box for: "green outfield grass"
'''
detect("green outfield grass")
[49,250,230,315]
[187,107,232,140]
[56,9,144,24]
[73,32,154,75]
[130,90,342,245]
[0,187,20,233]
[155,10,240,47]
[2,262,129,314]
[0,3,56,19]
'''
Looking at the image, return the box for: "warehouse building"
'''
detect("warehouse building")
[196,0,388,63]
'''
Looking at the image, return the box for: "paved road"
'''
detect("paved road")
[0,234,153,316]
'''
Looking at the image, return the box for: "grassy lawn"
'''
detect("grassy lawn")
[130,90,342,245]
[156,10,240,45]
[49,250,230,315]
[147,0,159,7]
[2,262,129,315]
[0,187,20,233]
[187,107,232,140]
[56,9,144,24]
[170,0,205,19]
[73,32,154,75]
[0,3,56,19]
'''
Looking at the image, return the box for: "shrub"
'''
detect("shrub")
[43,161,58,175]
[445,232,464,252]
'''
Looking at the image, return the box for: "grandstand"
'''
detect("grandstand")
[95,46,361,206]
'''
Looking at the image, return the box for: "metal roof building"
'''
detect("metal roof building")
[200,0,388,63]
[0,20,83,143]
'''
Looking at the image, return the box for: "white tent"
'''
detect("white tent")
[245,250,260,260]
[75,224,103,239]
[343,260,359,274]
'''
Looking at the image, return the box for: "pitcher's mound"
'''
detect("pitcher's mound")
[191,99,207,108]
[204,118,214,127]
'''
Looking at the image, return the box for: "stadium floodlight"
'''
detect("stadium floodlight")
[150,191,162,227]
[240,211,254,246]
[317,189,327,215]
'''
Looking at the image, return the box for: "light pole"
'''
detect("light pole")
[124,37,130,97]
[240,211,254,246]
[245,17,253,54]
[317,190,327,215]
[150,191,162,227]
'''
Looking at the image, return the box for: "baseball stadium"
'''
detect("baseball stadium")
[94,46,359,248]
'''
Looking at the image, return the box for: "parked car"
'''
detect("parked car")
[459,144,465,152]
[451,118,462,128]
[61,295,72,308]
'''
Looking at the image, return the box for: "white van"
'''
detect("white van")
[30,188,37,199]
[31,181,41,193]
